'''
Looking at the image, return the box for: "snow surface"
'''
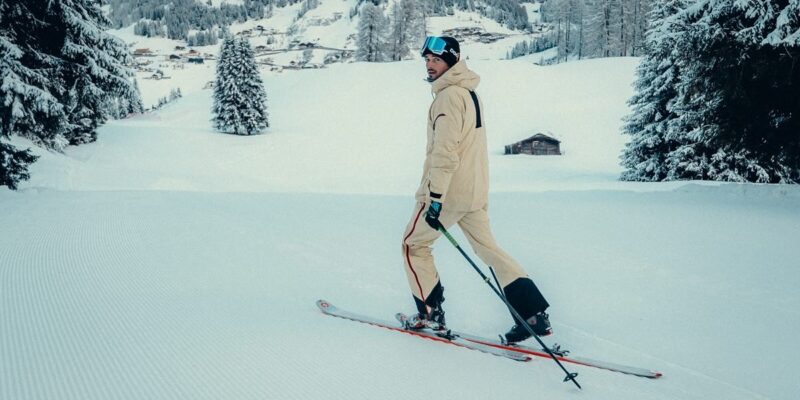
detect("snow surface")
[3,14,800,400]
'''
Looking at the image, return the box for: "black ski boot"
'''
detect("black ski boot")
[504,311,552,343]
[501,278,551,343]
[409,285,446,330]
[428,301,446,328]
[407,298,446,330]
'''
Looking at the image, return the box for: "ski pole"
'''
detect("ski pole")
[436,223,582,390]
[489,266,517,322]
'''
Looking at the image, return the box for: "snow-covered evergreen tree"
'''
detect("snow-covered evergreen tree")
[624,0,650,56]
[387,0,425,61]
[2,0,142,188]
[0,0,69,148]
[586,0,623,58]
[107,0,270,40]
[484,0,529,30]
[356,3,388,62]
[764,0,800,46]
[2,0,143,147]
[620,0,687,181]
[507,34,558,59]
[298,0,321,18]
[0,1,41,189]
[134,20,165,37]
[212,38,270,135]
[622,0,800,183]
[0,140,38,190]
[188,30,219,46]
[50,0,142,145]
[542,0,653,62]
[672,0,799,182]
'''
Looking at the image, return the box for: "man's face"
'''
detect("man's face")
[425,54,450,81]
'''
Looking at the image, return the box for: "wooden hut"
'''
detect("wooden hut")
[133,48,153,57]
[505,133,562,155]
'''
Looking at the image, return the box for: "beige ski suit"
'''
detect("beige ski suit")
[402,60,529,308]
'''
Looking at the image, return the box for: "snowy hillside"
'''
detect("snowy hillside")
[2,54,800,400]
[110,0,550,107]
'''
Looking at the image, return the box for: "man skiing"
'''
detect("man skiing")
[401,36,553,343]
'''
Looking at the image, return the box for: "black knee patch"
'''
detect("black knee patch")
[503,278,549,321]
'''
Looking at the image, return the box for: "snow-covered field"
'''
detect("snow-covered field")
[2,55,799,400]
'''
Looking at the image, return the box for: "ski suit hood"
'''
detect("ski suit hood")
[431,59,480,95]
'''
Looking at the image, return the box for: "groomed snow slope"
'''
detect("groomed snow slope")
[2,58,799,400]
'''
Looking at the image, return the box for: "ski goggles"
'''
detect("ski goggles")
[421,36,448,56]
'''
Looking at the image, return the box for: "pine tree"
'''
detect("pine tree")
[45,0,143,145]
[670,0,799,182]
[587,0,623,57]
[213,37,238,132]
[356,3,388,62]
[0,140,38,190]
[542,0,653,62]
[620,0,687,181]
[0,0,143,149]
[0,1,42,188]
[0,0,69,149]
[622,0,800,183]
[212,38,269,135]
[387,0,425,61]
[764,0,800,46]
[298,0,321,18]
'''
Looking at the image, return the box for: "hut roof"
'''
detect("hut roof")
[516,133,560,145]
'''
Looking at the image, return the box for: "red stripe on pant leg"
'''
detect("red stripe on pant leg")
[403,203,428,306]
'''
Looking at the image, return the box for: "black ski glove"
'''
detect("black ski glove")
[425,193,443,230]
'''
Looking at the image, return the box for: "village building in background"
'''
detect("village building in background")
[505,133,562,156]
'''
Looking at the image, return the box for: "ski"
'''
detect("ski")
[318,299,662,379]
[449,330,663,379]
[393,312,661,378]
[316,300,530,362]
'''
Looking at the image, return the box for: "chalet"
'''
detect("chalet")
[187,57,204,64]
[186,49,200,56]
[169,54,181,61]
[133,48,154,57]
[505,134,562,156]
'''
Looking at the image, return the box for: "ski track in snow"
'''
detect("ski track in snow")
[551,321,768,399]
[2,190,796,399]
